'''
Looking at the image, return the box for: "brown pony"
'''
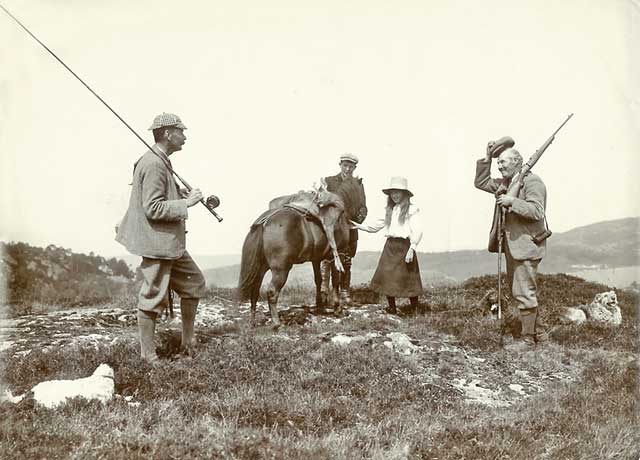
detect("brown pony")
[238,178,366,327]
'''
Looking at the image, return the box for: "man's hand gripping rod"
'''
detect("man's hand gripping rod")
[0,3,222,222]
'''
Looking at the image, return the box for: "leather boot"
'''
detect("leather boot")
[339,255,353,305]
[137,309,159,363]
[339,289,350,305]
[180,298,199,350]
[385,296,397,315]
[534,310,549,344]
[504,308,536,352]
[320,260,331,301]
[410,297,421,315]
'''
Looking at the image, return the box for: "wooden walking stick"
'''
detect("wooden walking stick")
[496,208,504,321]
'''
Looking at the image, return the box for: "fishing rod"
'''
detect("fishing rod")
[0,3,223,222]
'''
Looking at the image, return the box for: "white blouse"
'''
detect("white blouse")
[354,204,423,250]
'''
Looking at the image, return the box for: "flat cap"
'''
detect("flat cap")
[148,113,187,131]
[339,153,359,164]
[488,136,515,158]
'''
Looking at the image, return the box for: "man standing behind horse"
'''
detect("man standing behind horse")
[322,153,367,305]
[116,113,207,363]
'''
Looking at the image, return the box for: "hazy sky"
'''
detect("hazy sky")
[1,0,638,259]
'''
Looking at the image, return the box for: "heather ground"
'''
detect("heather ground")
[1,274,638,460]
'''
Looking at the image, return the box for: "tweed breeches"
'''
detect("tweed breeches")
[137,251,206,314]
[505,242,541,310]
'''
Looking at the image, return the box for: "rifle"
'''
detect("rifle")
[0,3,223,222]
[505,113,573,198]
[495,113,573,324]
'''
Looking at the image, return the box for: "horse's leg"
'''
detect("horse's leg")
[249,265,268,327]
[249,271,263,327]
[312,260,326,312]
[267,266,290,329]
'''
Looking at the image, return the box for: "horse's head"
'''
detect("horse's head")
[334,177,367,223]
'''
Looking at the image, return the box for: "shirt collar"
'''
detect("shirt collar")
[152,143,171,163]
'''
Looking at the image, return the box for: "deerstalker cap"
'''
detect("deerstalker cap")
[148,112,187,131]
[339,153,359,164]
[383,176,413,197]
[488,136,515,158]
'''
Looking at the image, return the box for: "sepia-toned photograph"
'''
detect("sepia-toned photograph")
[1,0,638,458]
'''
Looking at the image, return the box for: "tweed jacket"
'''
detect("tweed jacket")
[115,147,188,259]
[475,158,547,261]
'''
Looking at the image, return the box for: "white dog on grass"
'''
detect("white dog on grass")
[2,363,115,408]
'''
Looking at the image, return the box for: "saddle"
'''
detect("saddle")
[251,187,347,273]
[252,190,344,234]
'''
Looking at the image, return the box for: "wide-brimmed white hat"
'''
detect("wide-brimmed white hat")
[382,176,413,197]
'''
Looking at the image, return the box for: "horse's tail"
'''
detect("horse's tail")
[238,224,267,300]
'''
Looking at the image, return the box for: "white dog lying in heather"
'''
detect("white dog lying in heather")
[560,290,622,326]
[2,364,115,408]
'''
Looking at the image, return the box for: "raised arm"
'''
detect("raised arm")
[474,157,502,194]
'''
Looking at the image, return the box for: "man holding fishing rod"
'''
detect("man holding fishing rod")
[474,115,572,352]
[0,5,224,363]
[116,113,212,362]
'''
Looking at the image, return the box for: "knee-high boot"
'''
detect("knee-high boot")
[339,255,352,305]
[137,309,158,362]
[534,309,549,344]
[504,307,536,352]
[180,298,199,349]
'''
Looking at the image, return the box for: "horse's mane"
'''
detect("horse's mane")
[333,178,366,222]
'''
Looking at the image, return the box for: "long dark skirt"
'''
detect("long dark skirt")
[369,237,423,297]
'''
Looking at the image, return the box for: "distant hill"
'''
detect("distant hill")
[203,217,640,288]
[542,217,640,271]
[1,242,135,305]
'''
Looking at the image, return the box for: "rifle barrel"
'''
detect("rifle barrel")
[552,113,574,138]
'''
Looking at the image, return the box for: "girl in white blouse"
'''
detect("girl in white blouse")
[351,177,424,314]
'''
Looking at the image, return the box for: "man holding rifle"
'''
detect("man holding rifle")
[116,113,210,363]
[475,143,549,352]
